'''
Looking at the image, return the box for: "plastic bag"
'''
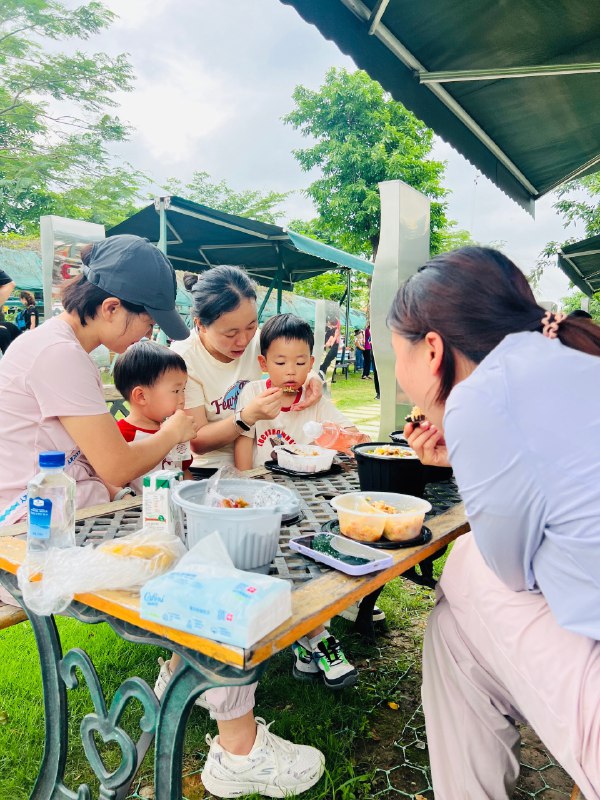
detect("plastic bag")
[205,466,282,509]
[17,528,186,616]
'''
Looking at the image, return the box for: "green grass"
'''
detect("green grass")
[328,368,379,414]
[0,577,435,800]
[0,377,438,799]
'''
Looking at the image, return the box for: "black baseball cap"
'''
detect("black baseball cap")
[83,235,189,340]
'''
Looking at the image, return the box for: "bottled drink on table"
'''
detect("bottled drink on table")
[27,451,76,564]
[303,421,370,455]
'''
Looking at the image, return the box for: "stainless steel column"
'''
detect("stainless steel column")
[370,180,430,439]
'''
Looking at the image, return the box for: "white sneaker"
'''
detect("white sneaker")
[154,657,208,708]
[310,634,358,690]
[201,717,325,798]
[339,600,386,623]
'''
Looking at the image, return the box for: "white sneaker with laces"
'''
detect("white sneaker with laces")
[201,717,325,798]
[338,600,386,623]
[154,657,208,708]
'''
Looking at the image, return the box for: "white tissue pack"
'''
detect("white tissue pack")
[139,533,292,648]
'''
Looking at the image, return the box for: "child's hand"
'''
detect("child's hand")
[404,421,451,468]
[243,387,284,425]
[163,409,199,443]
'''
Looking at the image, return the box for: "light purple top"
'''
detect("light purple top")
[444,331,600,640]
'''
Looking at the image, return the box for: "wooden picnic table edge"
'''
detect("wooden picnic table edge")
[0,502,468,670]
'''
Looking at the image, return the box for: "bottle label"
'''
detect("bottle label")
[28,497,52,540]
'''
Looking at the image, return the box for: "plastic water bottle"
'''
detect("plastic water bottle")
[303,421,370,455]
[27,451,76,562]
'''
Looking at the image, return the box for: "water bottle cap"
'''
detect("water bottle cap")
[39,451,66,468]
[303,421,323,439]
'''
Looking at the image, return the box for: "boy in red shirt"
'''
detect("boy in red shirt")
[113,340,193,493]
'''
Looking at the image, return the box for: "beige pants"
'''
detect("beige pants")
[204,684,257,721]
[422,534,600,800]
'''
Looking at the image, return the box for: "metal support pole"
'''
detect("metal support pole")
[154,197,171,344]
[155,196,170,255]
[344,269,351,367]
[275,245,283,313]
[258,276,277,322]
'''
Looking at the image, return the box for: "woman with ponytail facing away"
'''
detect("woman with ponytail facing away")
[389,247,600,799]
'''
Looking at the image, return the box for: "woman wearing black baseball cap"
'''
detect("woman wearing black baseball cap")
[0,234,197,526]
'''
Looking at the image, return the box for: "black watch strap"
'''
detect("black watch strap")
[235,411,251,432]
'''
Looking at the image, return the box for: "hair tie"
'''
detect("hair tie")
[541,310,566,339]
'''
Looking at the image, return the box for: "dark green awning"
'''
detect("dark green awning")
[558,235,600,297]
[280,0,600,214]
[107,196,372,291]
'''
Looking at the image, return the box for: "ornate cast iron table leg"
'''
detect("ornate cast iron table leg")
[0,572,264,800]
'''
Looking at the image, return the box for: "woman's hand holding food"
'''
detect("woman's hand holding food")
[293,374,323,411]
[244,386,284,424]
[162,409,199,443]
[404,420,451,468]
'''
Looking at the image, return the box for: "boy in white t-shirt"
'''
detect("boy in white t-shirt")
[113,341,193,494]
[234,313,360,690]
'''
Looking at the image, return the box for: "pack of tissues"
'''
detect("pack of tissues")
[139,532,291,648]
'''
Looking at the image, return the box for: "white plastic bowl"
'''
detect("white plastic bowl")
[171,479,299,570]
[330,491,432,543]
[273,444,336,473]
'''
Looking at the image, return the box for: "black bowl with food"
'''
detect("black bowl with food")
[352,442,427,497]
[389,431,453,483]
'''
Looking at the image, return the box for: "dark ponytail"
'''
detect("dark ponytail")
[387,246,600,403]
[184,266,257,326]
[61,242,145,326]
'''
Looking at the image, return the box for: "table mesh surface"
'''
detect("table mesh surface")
[71,470,461,588]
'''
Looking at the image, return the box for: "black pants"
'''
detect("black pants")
[319,343,339,374]
[362,348,372,378]
[373,357,380,396]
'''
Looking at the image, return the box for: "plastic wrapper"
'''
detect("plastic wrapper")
[17,528,186,616]
[204,466,281,509]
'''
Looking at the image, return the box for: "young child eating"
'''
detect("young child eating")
[113,340,193,494]
[234,313,361,690]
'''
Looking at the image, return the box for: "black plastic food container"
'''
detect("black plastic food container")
[389,431,453,483]
[352,442,427,497]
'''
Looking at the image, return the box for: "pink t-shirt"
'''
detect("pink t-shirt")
[0,317,110,518]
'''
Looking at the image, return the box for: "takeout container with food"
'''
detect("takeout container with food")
[389,432,453,483]
[273,444,336,474]
[330,491,431,542]
[352,442,427,497]
[171,478,299,571]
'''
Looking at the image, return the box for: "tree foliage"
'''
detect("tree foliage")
[0,0,135,233]
[164,171,290,224]
[560,289,600,321]
[284,68,452,258]
[532,174,600,285]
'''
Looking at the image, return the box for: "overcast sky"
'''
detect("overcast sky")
[71,0,585,302]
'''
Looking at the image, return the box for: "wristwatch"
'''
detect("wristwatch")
[234,410,251,432]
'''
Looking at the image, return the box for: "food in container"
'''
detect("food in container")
[273,444,336,474]
[405,405,426,426]
[219,497,250,508]
[364,445,417,458]
[352,442,426,496]
[331,492,431,543]
[171,478,300,571]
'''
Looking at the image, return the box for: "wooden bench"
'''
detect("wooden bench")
[0,601,26,630]
[571,786,584,800]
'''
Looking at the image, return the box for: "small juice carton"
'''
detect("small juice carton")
[142,469,184,542]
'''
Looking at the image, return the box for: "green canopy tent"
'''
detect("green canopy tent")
[279,0,600,214]
[0,247,42,291]
[557,235,600,297]
[108,195,372,359]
